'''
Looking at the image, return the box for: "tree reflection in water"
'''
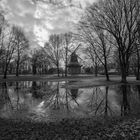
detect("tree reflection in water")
[53,82,60,110]
[31,81,46,99]
[129,85,140,115]
[65,87,79,112]
[0,82,13,111]
[87,86,114,117]
[45,82,80,112]
[104,86,109,117]
[2,81,140,122]
[15,82,20,110]
[120,85,130,116]
[136,85,140,100]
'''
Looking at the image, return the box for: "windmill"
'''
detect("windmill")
[67,43,83,75]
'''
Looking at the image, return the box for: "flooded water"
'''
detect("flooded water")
[0,80,140,122]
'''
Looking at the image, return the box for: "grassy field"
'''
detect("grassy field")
[0,74,140,88]
[0,115,140,140]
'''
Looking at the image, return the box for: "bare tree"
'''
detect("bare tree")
[129,41,140,80]
[31,50,39,75]
[61,32,73,77]
[44,34,62,77]
[134,21,140,80]
[0,13,6,65]
[31,48,49,75]
[83,46,100,76]
[87,0,140,82]
[2,26,17,79]
[12,26,29,77]
[78,18,112,81]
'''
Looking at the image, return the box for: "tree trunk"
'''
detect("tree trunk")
[16,60,19,77]
[3,70,7,79]
[104,57,110,81]
[65,62,67,77]
[136,68,140,80]
[3,64,8,79]
[95,65,98,77]
[3,72,7,79]
[120,51,127,83]
[136,48,140,80]
[94,59,98,77]
[121,66,127,83]
[104,65,109,81]
[65,47,68,77]
[32,64,36,75]
[57,62,59,77]
[136,62,140,80]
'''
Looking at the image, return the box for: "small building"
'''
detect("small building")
[67,52,81,75]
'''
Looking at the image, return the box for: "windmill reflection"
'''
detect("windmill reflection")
[70,89,78,100]
[43,82,80,113]
[65,88,79,111]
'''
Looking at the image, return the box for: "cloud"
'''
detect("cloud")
[1,0,97,47]
[34,24,49,46]
[34,0,84,46]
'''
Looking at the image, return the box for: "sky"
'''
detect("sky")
[0,0,96,48]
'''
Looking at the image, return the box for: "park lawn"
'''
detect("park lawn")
[0,115,140,140]
[0,74,96,82]
[0,75,139,87]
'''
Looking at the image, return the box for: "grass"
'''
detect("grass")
[0,74,139,87]
[0,114,140,140]
[0,74,96,82]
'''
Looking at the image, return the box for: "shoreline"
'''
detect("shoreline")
[0,75,140,88]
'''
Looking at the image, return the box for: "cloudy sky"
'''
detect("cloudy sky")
[0,0,96,48]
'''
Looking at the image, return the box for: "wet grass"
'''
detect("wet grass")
[0,115,140,140]
[0,74,97,83]
[1,75,140,89]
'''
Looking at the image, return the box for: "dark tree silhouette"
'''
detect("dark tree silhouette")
[61,32,73,77]
[78,18,112,81]
[12,26,29,77]
[44,34,62,77]
[86,0,140,82]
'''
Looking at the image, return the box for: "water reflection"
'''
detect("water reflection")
[0,82,13,111]
[136,85,140,99]
[120,85,131,116]
[15,82,20,110]
[31,81,45,99]
[104,86,109,117]
[0,81,140,122]
[87,86,115,117]
[70,89,78,99]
